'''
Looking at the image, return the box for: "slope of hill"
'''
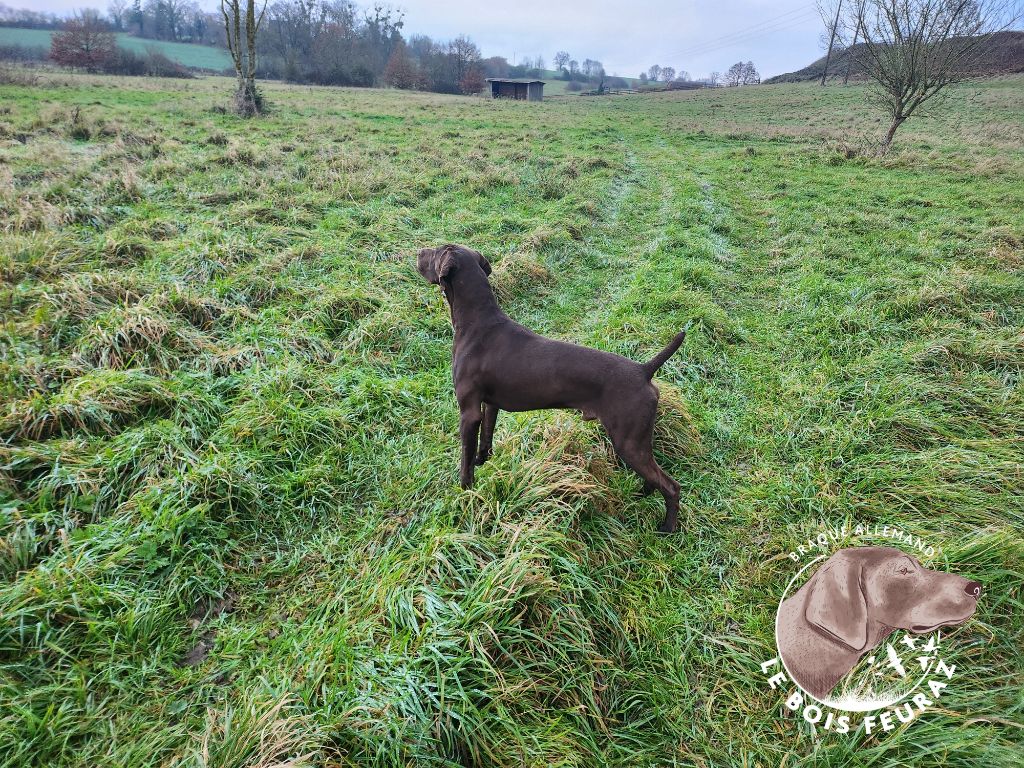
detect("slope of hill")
[0,27,232,70]
[766,29,1024,83]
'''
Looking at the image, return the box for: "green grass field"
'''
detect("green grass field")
[0,27,232,70]
[0,73,1022,767]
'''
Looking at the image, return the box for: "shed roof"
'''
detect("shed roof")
[486,78,546,84]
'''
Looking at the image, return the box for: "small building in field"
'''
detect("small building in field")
[486,78,545,102]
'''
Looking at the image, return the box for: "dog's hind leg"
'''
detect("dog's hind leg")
[458,398,482,489]
[603,400,681,533]
[476,403,498,466]
[625,447,680,533]
[651,463,681,534]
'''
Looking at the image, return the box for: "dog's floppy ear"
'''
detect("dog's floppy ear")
[805,551,869,651]
[435,245,456,283]
[418,245,457,285]
[475,249,491,276]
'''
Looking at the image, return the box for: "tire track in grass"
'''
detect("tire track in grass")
[508,141,644,336]
[586,139,816,762]
[564,137,766,763]
[577,154,675,346]
[521,141,678,343]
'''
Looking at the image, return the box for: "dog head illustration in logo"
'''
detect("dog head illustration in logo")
[776,546,981,700]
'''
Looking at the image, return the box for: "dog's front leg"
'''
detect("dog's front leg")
[458,400,482,488]
[476,403,498,465]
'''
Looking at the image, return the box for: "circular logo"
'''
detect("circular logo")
[776,554,944,712]
[758,524,982,735]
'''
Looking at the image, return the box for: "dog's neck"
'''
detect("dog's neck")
[779,592,895,699]
[443,270,502,338]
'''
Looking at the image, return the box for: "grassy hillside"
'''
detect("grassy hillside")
[766,29,1024,83]
[0,74,1022,766]
[0,27,231,70]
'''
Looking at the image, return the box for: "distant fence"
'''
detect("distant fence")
[579,87,638,96]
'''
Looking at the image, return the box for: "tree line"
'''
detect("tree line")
[4,0,771,100]
[3,0,614,95]
[636,61,759,87]
[108,0,221,45]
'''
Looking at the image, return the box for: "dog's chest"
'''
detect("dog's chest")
[451,337,488,388]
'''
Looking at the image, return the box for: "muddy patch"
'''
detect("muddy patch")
[178,591,236,667]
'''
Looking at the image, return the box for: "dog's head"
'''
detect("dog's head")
[416,244,491,285]
[804,546,981,652]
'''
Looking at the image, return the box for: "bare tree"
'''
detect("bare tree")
[144,0,197,41]
[741,61,760,84]
[108,0,129,30]
[843,25,859,83]
[818,0,844,84]
[582,57,601,78]
[843,0,1020,148]
[50,10,116,71]
[725,61,743,85]
[647,64,662,81]
[660,66,676,81]
[221,0,267,115]
[266,0,328,81]
[553,50,570,71]
[449,34,482,85]
[708,70,722,86]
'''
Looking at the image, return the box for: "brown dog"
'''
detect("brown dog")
[776,547,982,699]
[417,244,688,533]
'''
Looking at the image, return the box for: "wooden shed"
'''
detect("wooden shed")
[486,78,545,102]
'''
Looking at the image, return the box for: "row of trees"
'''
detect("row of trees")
[2,0,498,94]
[0,4,62,28]
[259,8,624,93]
[552,51,606,82]
[381,35,487,94]
[636,63,758,87]
[107,0,220,44]
[255,1,405,86]
[0,1,221,46]
[218,0,497,109]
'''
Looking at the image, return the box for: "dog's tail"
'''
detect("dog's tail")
[642,329,687,380]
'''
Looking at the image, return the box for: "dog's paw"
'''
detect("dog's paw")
[657,521,678,535]
[474,450,490,466]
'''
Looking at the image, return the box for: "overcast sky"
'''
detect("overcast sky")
[24,0,826,79]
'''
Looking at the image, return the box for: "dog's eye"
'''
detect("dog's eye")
[898,565,912,575]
